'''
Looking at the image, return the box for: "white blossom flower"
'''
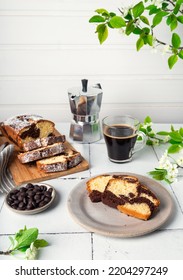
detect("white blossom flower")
[162,44,170,55]
[118,28,125,36]
[170,164,179,175]
[163,135,170,143]
[159,159,172,170]
[152,139,160,145]
[149,130,156,135]
[151,45,158,54]
[152,0,163,9]
[166,173,178,183]
[151,36,158,53]
[166,164,178,182]
[25,242,38,260]
[141,123,152,129]
[158,151,179,183]
[121,4,134,17]
[122,7,129,17]
[177,157,183,167]
[159,150,168,166]
[135,18,141,27]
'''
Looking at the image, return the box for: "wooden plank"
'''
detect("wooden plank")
[0,129,89,186]
[1,79,183,105]
[1,49,182,76]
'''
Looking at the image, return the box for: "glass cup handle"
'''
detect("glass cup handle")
[132,131,147,154]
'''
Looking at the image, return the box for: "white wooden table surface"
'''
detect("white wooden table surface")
[0,122,183,260]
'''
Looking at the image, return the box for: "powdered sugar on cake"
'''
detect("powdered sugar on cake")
[3,115,43,132]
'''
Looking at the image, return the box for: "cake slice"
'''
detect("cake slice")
[0,114,55,149]
[18,142,65,163]
[86,175,113,202]
[86,174,139,203]
[22,135,66,151]
[102,176,160,220]
[36,148,82,173]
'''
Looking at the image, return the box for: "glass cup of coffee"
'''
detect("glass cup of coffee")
[102,115,146,163]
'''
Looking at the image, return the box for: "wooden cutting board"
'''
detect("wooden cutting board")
[0,129,89,186]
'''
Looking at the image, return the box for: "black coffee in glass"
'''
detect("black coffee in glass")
[103,124,137,162]
[102,116,146,163]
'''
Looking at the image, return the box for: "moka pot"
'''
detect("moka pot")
[68,79,103,143]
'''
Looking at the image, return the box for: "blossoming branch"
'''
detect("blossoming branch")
[140,116,183,184]
[89,0,183,69]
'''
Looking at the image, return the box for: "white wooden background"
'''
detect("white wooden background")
[0,0,183,123]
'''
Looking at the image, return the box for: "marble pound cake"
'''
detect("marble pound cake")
[86,174,160,220]
[1,114,83,174]
[0,114,55,150]
[86,175,113,202]
[102,176,160,220]
[86,174,139,203]
[22,135,66,152]
[18,142,65,163]
[36,148,82,173]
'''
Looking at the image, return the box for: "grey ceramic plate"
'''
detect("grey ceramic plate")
[5,183,56,215]
[67,172,174,237]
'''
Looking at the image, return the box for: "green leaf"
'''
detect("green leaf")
[167,14,178,31]
[168,144,182,153]
[14,228,38,250]
[169,139,180,144]
[96,24,108,44]
[142,27,150,34]
[95,9,109,15]
[15,226,27,241]
[136,37,144,51]
[9,236,15,248]
[147,126,152,132]
[179,128,183,137]
[169,131,182,142]
[139,127,147,134]
[107,21,114,29]
[171,125,175,131]
[173,7,180,16]
[89,15,105,23]
[166,14,173,26]
[125,21,135,35]
[170,20,178,31]
[132,1,145,18]
[34,239,49,248]
[152,11,168,27]
[173,2,181,14]
[168,54,178,69]
[146,34,153,46]
[178,50,183,59]
[109,16,126,28]
[172,33,181,48]
[18,246,30,252]
[149,168,167,180]
[157,131,170,136]
[109,12,116,17]
[148,132,155,137]
[137,135,143,141]
[177,0,183,5]
[140,15,149,25]
[144,116,152,124]
[133,27,142,35]
[146,5,160,15]
[153,12,163,27]
[150,169,167,176]
[177,15,183,23]
[124,13,133,21]
[146,139,154,145]
[162,3,169,10]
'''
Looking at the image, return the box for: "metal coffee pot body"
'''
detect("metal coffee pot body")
[68,79,103,143]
